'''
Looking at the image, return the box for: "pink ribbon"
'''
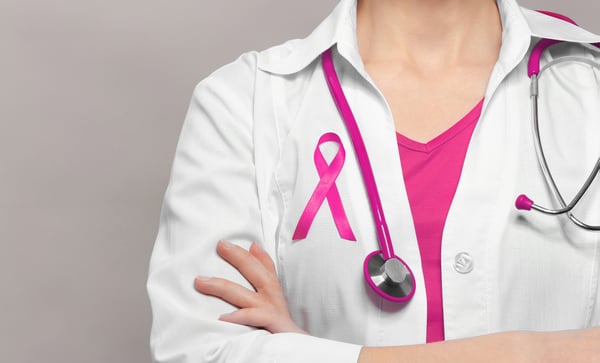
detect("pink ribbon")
[292,133,356,241]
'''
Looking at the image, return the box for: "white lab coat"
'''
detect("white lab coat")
[146,0,600,362]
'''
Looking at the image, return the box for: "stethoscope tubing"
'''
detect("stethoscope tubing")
[527,56,600,230]
[321,48,416,302]
[322,48,397,260]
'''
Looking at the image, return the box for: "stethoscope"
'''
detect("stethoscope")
[322,49,416,302]
[321,12,600,303]
[514,12,600,231]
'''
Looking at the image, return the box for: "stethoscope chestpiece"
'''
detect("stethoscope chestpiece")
[363,251,415,302]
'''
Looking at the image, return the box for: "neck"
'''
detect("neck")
[356,0,502,70]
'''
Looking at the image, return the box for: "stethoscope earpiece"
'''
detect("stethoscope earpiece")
[515,194,534,211]
[364,251,415,302]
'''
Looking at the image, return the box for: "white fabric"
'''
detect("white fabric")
[146,0,600,362]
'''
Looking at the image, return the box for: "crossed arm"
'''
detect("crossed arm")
[194,240,600,363]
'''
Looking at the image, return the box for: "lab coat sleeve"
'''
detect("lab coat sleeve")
[146,52,362,363]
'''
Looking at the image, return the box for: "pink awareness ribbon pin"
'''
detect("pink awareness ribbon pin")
[292,132,356,241]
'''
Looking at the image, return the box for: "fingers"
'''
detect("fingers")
[218,308,271,329]
[216,240,274,291]
[219,308,308,335]
[194,240,305,334]
[194,276,259,308]
[249,242,277,274]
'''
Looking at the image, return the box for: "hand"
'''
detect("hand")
[194,240,307,335]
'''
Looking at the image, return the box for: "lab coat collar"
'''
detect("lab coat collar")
[523,8,600,43]
[257,0,356,75]
[257,0,600,76]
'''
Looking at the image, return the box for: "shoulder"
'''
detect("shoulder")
[187,50,267,128]
[184,35,315,139]
[193,51,260,99]
[192,33,313,97]
[188,31,325,122]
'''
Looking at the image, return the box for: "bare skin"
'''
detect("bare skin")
[356,0,501,142]
[194,240,306,335]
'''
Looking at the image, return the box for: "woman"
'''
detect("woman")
[147,0,600,362]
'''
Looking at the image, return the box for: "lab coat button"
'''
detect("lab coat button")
[454,252,474,274]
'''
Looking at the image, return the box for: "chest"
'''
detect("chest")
[254,59,600,344]
[365,62,494,142]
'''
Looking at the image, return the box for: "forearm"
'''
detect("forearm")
[359,328,600,363]
[358,331,522,363]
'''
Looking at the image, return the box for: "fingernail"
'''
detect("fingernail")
[195,276,210,282]
[219,240,234,249]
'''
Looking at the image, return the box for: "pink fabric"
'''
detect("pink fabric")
[397,99,484,343]
[293,132,356,241]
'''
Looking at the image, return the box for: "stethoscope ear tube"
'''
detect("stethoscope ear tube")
[519,11,600,231]
[517,52,600,231]
[322,48,417,301]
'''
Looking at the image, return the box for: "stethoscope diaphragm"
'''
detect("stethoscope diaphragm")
[364,251,415,302]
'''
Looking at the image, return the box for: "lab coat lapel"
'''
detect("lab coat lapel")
[442,69,531,339]
[441,1,532,338]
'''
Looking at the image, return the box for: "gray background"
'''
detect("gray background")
[1,1,597,362]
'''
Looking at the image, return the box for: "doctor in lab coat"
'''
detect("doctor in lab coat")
[146,0,600,361]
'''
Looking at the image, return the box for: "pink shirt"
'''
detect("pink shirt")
[397,99,484,343]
